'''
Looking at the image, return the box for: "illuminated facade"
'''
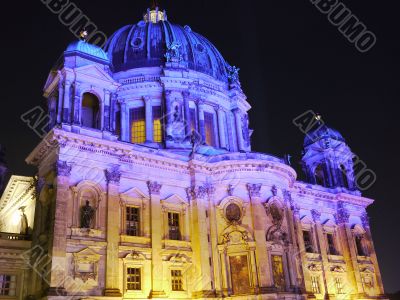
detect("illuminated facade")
[0,7,386,300]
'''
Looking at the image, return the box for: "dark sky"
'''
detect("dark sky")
[0,0,399,293]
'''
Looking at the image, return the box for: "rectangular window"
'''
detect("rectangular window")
[334,277,344,294]
[153,106,162,143]
[271,255,286,291]
[190,108,197,132]
[168,212,181,240]
[0,274,16,296]
[355,236,367,256]
[171,270,183,291]
[303,230,314,253]
[130,107,146,143]
[126,268,141,290]
[327,233,337,255]
[126,207,140,236]
[204,112,216,147]
[311,276,321,294]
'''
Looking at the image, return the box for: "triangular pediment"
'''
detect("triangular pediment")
[73,247,100,259]
[74,64,117,85]
[162,194,187,206]
[121,187,149,200]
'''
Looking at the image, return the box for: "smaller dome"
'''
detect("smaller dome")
[65,40,109,61]
[304,124,345,147]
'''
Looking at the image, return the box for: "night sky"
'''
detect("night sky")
[0,0,399,293]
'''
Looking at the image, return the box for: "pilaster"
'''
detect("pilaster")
[147,181,166,298]
[104,166,122,297]
[144,96,154,143]
[217,107,227,149]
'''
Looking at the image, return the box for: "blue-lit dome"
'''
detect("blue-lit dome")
[105,9,230,82]
[304,124,345,147]
[65,40,109,61]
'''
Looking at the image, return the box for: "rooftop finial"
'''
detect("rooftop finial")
[144,1,167,23]
[79,29,89,41]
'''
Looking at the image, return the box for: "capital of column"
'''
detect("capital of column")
[148,181,162,195]
[56,160,72,177]
[311,209,321,223]
[105,166,121,184]
[247,183,262,198]
[143,96,152,103]
[182,91,190,98]
[187,185,207,201]
[335,201,350,225]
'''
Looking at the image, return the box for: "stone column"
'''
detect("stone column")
[120,100,129,142]
[103,90,111,131]
[73,82,81,125]
[188,185,212,296]
[57,71,64,124]
[148,181,166,298]
[233,109,244,151]
[104,166,122,297]
[62,81,72,123]
[110,93,117,134]
[208,186,222,296]
[46,161,72,296]
[183,91,192,138]
[217,107,227,149]
[335,202,362,297]
[292,206,308,294]
[197,100,206,143]
[361,212,385,295]
[164,90,173,139]
[227,111,237,151]
[247,183,269,290]
[144,96,153,143]
[312,209,331,297]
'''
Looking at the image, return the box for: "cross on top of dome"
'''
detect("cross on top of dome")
[143,6,168,23]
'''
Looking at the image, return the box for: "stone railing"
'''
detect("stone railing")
[0,232,30,240]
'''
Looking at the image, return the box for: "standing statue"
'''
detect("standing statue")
[81,200,95,229]
[19,207,29,236]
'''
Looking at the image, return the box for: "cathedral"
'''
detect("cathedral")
[0,6,387,300]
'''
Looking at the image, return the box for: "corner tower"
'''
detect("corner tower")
[301,120,358,192]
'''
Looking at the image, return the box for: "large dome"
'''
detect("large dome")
[105,9,230,82]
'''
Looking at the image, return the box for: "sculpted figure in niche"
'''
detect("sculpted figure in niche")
[81,200,95,229]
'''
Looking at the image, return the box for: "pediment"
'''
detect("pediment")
[73,247,100,260]
[121,187,149,200]
[300,215,313,224]
[74,64,118,87]
[162,194,188,206]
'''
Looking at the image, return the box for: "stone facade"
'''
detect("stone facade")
[0,6,386,300]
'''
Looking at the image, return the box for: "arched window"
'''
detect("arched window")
[81,93,100,129]
[204,112,216,147]
[314,164,325,186]
[340,164,349,188]
[130,107,145,143]
[153,106,162,143]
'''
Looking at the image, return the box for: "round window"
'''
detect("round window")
[225,203,242,222]
[131,37,143,48]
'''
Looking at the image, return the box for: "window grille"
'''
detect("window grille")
[204,112,216,147]
[168,212,181,240]
[0,274,16,296]
[171,270,183,291]
[153,106,162,143]
[126,207,140,236]
[131,107,146,143]
[126,268,141,290]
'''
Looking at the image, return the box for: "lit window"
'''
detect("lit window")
[126,268,141,290]
[153,106,162,143]
[271,255,285,291]
[204,112,216,146]
[171,270,183,291]
[311,276,321,294]
[327,233,338,255]
[190,108,197,132]
[168,212,181,240]
[126,207,140,236]
[303,230,314,253]
[334,277,344,294]
[0,274,16,296]
[131,107,146,143]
